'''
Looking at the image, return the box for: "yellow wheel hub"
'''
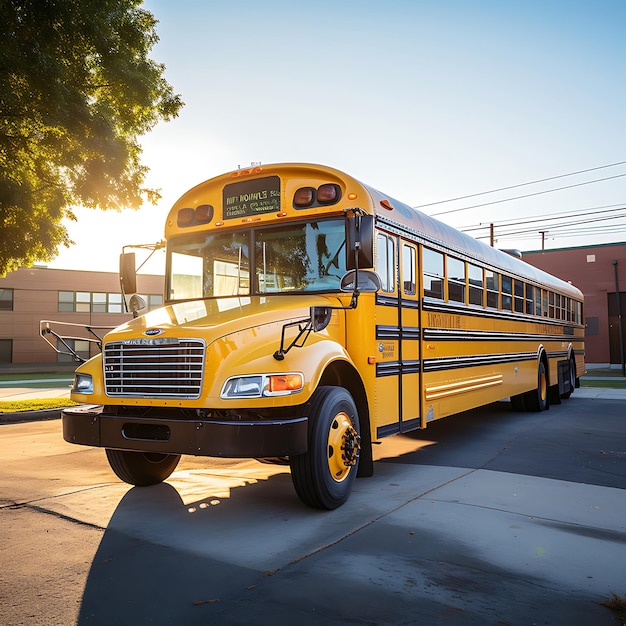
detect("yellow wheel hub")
[327,412,360,483]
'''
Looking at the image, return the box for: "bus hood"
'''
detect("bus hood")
[103,294,341,344]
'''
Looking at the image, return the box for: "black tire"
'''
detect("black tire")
[524,360,549,412]
[561,358,576,399]
[290,386,361,510]
[105,449,181,486]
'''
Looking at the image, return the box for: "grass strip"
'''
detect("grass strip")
[0,399,78,413]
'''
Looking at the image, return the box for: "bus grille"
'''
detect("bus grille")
[103,338,205,399]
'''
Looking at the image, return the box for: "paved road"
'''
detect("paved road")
[1,391,625,625]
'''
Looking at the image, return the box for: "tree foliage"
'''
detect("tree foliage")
[0,0,183,275]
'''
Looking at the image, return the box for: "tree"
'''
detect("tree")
[0,0,183,276]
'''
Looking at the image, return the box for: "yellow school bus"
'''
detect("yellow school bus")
[62,163,585,509]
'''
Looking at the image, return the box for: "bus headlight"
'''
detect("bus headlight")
[221,373,304,399]
[73,373,93,395]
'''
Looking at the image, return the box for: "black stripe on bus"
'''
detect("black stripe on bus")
[423,299,582,331]
[376,416,422,439]
[376,326,420,340]
[375,360,421,377]
[377,423,401,438]
[423,352,537,372]
[423,328,581,343]
[376,294,399,307]
[376,361,401,377]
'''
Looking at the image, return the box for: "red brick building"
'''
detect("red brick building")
[523,242,626,365]
[0,266,163,366]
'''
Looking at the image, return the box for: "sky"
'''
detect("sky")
[48,0,626,274]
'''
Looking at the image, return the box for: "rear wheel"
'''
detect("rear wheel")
[524,360,549,412]
[105,449,181,486]
[561,357,576,399]
[290,386,361,510]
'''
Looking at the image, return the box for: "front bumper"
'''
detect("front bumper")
[62,405,308,458]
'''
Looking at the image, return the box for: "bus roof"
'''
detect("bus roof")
[361,181,582,300]
[168,162,583,300]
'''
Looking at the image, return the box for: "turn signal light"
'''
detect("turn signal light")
[269,374,303,393]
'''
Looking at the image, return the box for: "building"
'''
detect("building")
[523,242,626,366]
[3,242,625,368]
[0,266,163,367]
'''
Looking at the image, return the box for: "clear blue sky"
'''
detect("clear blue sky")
[50,0,626,272]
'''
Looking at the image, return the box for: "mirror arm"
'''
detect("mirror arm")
[273,318,312,361]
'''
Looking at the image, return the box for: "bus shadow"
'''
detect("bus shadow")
[76,469,335,624]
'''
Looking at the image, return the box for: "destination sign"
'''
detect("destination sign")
[223,176,281,219]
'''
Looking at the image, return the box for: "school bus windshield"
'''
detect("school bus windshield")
[167,218,347,300]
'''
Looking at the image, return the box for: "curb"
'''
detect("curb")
[0,408,65,425]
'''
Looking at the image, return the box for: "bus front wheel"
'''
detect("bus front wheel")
[290,386,361,510]
[105,449,181,486]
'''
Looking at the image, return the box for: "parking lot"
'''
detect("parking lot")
[1,388,625,625]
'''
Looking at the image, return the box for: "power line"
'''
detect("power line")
[474,216,626,242]
[413,160,626,210]
[468,212,626,238]
[459,205,626,233]
[429,173,626,217]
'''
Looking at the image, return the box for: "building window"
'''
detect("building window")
[0,289,14,311]
[57,291,158,313]
[147,294,163,310]
[57,339,90,363]
[0,339,12,363]
[108,293,123,313]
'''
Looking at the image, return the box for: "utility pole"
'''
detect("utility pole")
[539,231,547,250]
[490,223,494,247]
[612,260,626,376]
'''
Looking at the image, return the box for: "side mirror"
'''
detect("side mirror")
[340,269,382,293]
[119,252,137,295]
[346,214,374,270]
[129,294,147,317]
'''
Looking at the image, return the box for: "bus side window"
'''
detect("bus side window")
[534,287,542,316]
[548,291,554,319]
[402,243,416,296]
[447,256,466,303]
[376,233,395,293]
[423,248,444,300]
[514,279,524,313]
[526,284,534,315]
[468,263,483,306]
[485,270,499,308]
[501,275,512,311]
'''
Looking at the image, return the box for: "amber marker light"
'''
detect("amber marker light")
[380,199,394,210]
[347,192,358,200]
[269,374,303,393]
